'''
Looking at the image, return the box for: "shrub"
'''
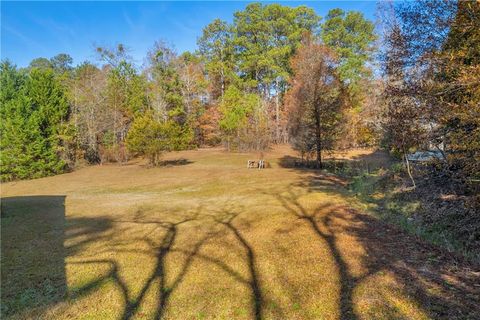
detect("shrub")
[126,113,192,165]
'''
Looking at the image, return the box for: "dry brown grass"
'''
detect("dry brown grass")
[1,146,479,320]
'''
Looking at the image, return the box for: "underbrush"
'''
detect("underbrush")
[328,159,480,265]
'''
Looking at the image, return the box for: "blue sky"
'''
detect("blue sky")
[1,1,379,67]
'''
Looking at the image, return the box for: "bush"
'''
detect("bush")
[126,114,192,165]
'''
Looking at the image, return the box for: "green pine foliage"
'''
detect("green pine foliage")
[0,62,69,181]
[321,8,376,94]
[148,43,187,124]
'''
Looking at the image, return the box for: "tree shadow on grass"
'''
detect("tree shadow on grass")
[67,202,274,320]
[1,195,201,319]
[3,180,478,320]
[339,206,480,319]
[277,150,391,175]
[68,207,211,320]
[274,190,358,320]
[346,149,393,171]
[272,176,480,319]
[210,209,264,320]
[139,158,194,168]
[1,194,273,320]
[159,158,193,167]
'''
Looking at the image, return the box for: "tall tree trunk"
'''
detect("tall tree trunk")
[316,129,322,169]
[314,101,323,169]
[404,152,416,188]
[313,80,322,169]
[275,79,280,144]
[221,68,225,98]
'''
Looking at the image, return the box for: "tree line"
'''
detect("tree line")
[381,0,479,191]
[1,1,478,191]
[0,3,376,180]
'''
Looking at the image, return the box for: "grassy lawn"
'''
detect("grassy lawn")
[1,147,479,320]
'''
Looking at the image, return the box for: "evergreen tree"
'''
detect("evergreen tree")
[50,53,73,74]
[1,63,70,180]
[321,8,376,93]
[147,41,187,124]
[321,8,377,148]
[198,19,236,100]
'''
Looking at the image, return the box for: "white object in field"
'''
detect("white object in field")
[247,160,265,169]
[258,160,265,169]
[407,150,443,162]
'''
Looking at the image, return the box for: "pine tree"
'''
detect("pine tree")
[0,62,70,180]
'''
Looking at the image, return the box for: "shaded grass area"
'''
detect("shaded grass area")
[1,147,479,319]
[340,161,479,265]
[1,196,67,316]
[279,149,479,264]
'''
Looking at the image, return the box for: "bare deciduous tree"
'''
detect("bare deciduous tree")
[286,41,344,168]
